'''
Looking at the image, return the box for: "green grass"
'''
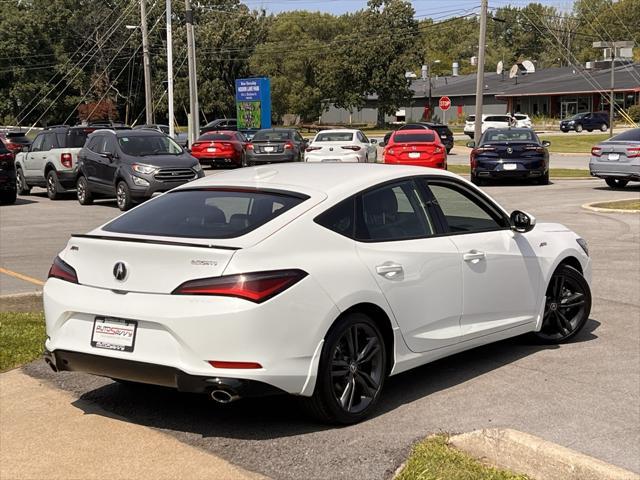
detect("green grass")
[396,435,530,480]
[446,164,590,177]
[455,133,610,153]
[591,198,640,210]
[0,312,46,372]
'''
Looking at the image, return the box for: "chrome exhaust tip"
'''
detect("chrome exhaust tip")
[210,389,240,404]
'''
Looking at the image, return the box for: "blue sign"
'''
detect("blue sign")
[235,78,271,129]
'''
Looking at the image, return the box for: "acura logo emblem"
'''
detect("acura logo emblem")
[113,262,128,281]
[507,147,513,154]
[329,147,333,151]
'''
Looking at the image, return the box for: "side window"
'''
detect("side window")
[86,136,102,152]
[41,133,57,151]
[294,132,304,142]
[315,197,355,239]
[357,180,434,241]
[103,136,117,155]
[428,182,505,233]
[30,135,45,152]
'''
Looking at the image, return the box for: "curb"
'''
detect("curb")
[448,428,639,480]
[0,292,43,313]
[582,201,640,214]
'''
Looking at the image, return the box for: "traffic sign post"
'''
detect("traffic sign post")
[439,96,451,124]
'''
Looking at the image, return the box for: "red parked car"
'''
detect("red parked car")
[190,131,247,168]
[383,129,447,169]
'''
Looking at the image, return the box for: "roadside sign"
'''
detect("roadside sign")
[235,78,272,129]
[439,96,451,111]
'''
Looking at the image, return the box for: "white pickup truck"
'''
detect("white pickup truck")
[15,125,95,199]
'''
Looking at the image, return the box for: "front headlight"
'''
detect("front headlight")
[192,162,202,172]
[568,120,575,125]
[576,238,589,256]
[132,163,157,175]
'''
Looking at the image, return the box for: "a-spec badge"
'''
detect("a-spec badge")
[191,260,218,266]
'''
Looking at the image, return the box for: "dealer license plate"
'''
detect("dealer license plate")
[503,163,517,170]
[408,152,420,158]
[91,317,137,352]
[207,147,217,152]
[264,146,274,152]
[608,153,620,161]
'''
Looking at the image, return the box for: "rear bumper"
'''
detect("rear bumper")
[196,156,241,167]
[304,152,363,163]
[589,160,640,180]
[57,170,77,189]
[247,152,297,164]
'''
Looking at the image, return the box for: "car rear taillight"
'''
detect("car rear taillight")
[524,146,545,153]
[172,269,307,303]
[434,146,443,154]
[247,143,254,150]
[591,146,602,157]
[284,141,294,150]
[387,148,395,155]
[48,256,78,284]
[60,153,73,168]
[0,152,15,169]
[626,147,640,158]
[306,146,321,152]
[191,142,202,149]
[341,146,361,151]
[475,147,496,153]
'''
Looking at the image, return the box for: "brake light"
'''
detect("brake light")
[60,153,72,168]
[591,146,602,157]
[191,142,202,149]
[247,143,254,150]
[388,148,395,155]
[172,269,307,303]
[341,146,361,151]
[48,256,78,284]
[284,141,294,150]
[475,147,496,153]
[626,147,640,158]
[306,146,321,152]
[434,146,443,154]
[524,146,545,153]
[208,361,262,369]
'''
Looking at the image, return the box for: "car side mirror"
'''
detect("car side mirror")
[510,210,536,233]
[466,141,475,148]
[542,140,550,147]
[379,142,386,148]
[370,139,377,144]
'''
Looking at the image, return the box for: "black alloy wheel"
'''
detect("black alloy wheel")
[16,168,30,195]
[304,312,386,424]
[535,264,591,344]
[46,170,61,200]
[76,176,93,205]
[605,178,628,189]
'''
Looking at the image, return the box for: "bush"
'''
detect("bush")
[627,104,640,123]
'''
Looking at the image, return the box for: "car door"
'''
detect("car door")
[358,131,377,162]
[81,135,105,188]
[355,179,462,353]
[39,132,58,174]
[24,134,45,175]
[424,178,542,340]
[99,135,119,189]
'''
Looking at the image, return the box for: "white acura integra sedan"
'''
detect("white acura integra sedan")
[44,164,591,424]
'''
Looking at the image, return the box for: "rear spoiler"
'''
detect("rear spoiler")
[71,234,240,250]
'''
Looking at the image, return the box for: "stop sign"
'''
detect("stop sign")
[439,96,451,111]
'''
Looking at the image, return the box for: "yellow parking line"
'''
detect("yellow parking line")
[0,267,45,286]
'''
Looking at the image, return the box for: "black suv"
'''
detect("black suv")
[76,129,203,210]
[560,112,609,133]
[0,140,16,204]
[383,122,454,153]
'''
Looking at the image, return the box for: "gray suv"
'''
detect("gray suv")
[76,129,203,210]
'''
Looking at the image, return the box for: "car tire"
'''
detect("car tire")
[605,178,628,189]
[46,170,62,200]
[533,264,591,344]
[600,123,608,132]
[446,148,452,154]
[116,180,133,211]
[537,171,550,185]
[575,124,583,132]
[76,175,93,205]
[302,312,387,424]
[241,153,248,168]
[16,168,30,195]
[470,174,485,186]
[0,190,17,205]
[586,128,593,132]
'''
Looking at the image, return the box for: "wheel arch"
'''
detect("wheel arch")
[557,255,583,275]
[44,162,57,176]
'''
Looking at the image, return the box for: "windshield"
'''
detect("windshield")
[394,133,436,143]
[103,189,308,239]
[253,130,292,142]
[315,132,354,142]
[117,135,183,156]
[483,130,536,142]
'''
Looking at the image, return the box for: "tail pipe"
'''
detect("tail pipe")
[210,389,241,404]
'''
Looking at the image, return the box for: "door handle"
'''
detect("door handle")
[463,250,486,262]
[376,263,404,278]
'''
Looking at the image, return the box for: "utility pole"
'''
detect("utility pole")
[185,0,199,145]
[593,41,634,137]
[140,0,153,125]
[473,0,488,142]
[166,0,174,139]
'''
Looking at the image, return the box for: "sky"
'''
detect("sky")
[241,0,575,16]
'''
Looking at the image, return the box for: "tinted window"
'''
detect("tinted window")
[610,129,640,142]
[102,136,117,155]
[399,124,427,131]
[0,141,8,153]
[56,132,67,147]
[30,135,45,152]
[41,133,57,151]
[485,116,512,123]
[394,133,436,143]
[200,133,234,141]
[315,197,355,238]
[357,181,434,241]
[117,135,182,156]
[103,189,308,239]
[483,130,536,142]
[253,130,292,142]
[316,132,354,142]
[86,135,103,152]
[67,128,94,148]
[429,183,503,233]
[466,115,475,122]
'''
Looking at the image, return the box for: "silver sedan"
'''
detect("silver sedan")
[589,128,640,188]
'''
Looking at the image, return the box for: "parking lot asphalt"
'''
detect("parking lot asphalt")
[1,174,638,479]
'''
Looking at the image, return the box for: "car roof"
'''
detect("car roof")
[394,129,435,135]
[114,129,165,137]
[177,163,459,200]
[315,129,357,134]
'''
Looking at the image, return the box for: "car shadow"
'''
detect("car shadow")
[592,185,640,192]
[43,318,602,440]
[6,198,39,205]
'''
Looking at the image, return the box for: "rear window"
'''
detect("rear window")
[485,116,512,123]
[315,132,354,142]
[484,130,535,142]
[609,129,640,142]
[117,134,182,156]
[393,133,435,143]
[200,133,234,141]
[103,189,308,239]
[67,128,94,148]
[6,133,30,143]
[253,130,292,142]
[466,116,475,122]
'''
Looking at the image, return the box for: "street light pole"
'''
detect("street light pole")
[166,0,174,139]
[140,0,153,125]
[185,0,199,145]
[474,0,488,142]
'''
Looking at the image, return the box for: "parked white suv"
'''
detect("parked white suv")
[464,114,515,138]
[513,113,533,128]
[15,126,95,199]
